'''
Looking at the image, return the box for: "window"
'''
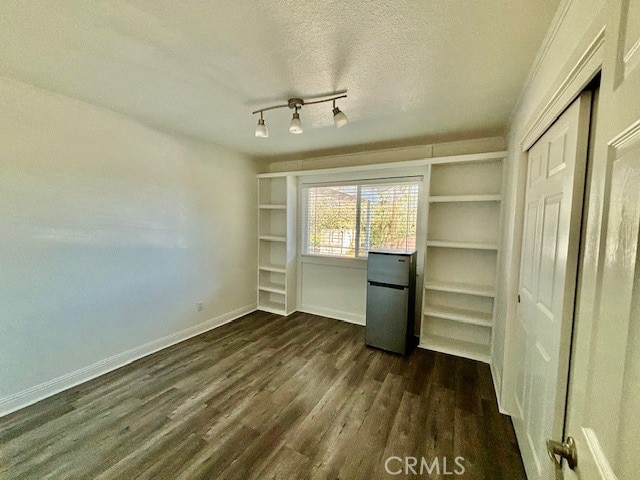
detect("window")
[303,179,419,258]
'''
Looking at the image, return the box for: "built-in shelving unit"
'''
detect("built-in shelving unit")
[419,157,504,363]
[254,152,505,359]
[257,174,297,315]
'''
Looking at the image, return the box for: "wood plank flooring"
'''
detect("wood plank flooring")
[0,311,526,479]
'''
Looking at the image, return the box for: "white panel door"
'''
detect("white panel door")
[562,1,640,478]
[512,92,592,480]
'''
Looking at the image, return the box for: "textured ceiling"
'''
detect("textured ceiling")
[0,1,559,159]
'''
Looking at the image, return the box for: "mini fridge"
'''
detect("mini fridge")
[365,250,417,355]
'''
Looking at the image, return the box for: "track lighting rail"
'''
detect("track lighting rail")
[252,93,348,137]
[251,94,347,115]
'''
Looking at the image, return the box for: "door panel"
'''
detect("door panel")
[620,0,640,78]
[607,147,640,479]
[513,92,592,480]
[565,130,640,480]
[563,2,640,479]
[548,129,568,177]
[522,202,540,293]
[539,195,562,311]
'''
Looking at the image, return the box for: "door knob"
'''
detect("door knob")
[547,436,578,470]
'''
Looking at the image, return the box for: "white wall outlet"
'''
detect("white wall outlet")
[197,302,204,312]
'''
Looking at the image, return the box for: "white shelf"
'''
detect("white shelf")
[259,235,287,242]
[426,240,499,251]
[259,204,287,210]
[257,175,296,316]
[256,151,507,178]
[423,304,492,327]
[424,279,495,298]
[258,289,286,315]
[258,264,286,273]
[420,335,491,363]
[258,303,287,316]
[420,157,503,364]
[258,282,286,295]
[428,194,501,203]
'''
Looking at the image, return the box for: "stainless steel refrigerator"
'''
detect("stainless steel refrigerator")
[365,250,417,355]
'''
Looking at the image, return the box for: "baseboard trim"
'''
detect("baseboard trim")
[0,303,257,417]
[490,361,509,415]
[299,304,365,326]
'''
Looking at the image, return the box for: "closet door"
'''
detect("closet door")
[512,92,591,480]
[564,1,640,478]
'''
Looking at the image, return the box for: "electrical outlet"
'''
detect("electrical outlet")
[197,302,204,312]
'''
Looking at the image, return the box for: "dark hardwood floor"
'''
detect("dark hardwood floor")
[0,311,526,479]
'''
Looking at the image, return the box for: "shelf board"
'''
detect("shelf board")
[258,304,287,316]
[257,151,506,178]
[258,264,286,273]
[426,240,499,251]
[423,304,492,327]
[258,282,286,295]
[419,334,491,363]
[424,279,495,298]
[259,204,287,210]
[259,235,287,242]
[428,194,501,203]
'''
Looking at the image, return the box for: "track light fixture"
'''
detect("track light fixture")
[252,93,347,138]
[289,106,303,134]
[332,99,348,128]
[255,111,268,138]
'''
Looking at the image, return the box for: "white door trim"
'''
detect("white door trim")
[521,27,605,151]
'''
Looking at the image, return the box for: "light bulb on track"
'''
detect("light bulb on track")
[333,106,348,128]
[289,109,303,134]
[255,113,268,138]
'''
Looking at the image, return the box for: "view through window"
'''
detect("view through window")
[303,180,419,258]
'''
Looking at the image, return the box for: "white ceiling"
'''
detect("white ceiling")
[0,1,559,160]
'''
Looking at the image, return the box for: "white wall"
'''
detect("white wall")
[495,0,607,408]
[299,257,368,325]
[0,78,258,414]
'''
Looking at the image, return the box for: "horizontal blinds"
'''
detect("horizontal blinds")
[303,180,419,258]
[358,182,419,256]
[305,185,358,257]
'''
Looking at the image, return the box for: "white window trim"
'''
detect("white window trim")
[300,175,422,260]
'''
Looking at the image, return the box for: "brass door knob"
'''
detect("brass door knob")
[547,436,578,470]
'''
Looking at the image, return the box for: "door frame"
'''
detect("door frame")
[501,20,606,415]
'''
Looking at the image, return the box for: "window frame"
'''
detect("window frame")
[301,176,421,259]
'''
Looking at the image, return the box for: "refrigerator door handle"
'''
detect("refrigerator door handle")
[367,281,407,290]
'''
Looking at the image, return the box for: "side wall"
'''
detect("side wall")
[0,78,258,414]
[497,0,607,409]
